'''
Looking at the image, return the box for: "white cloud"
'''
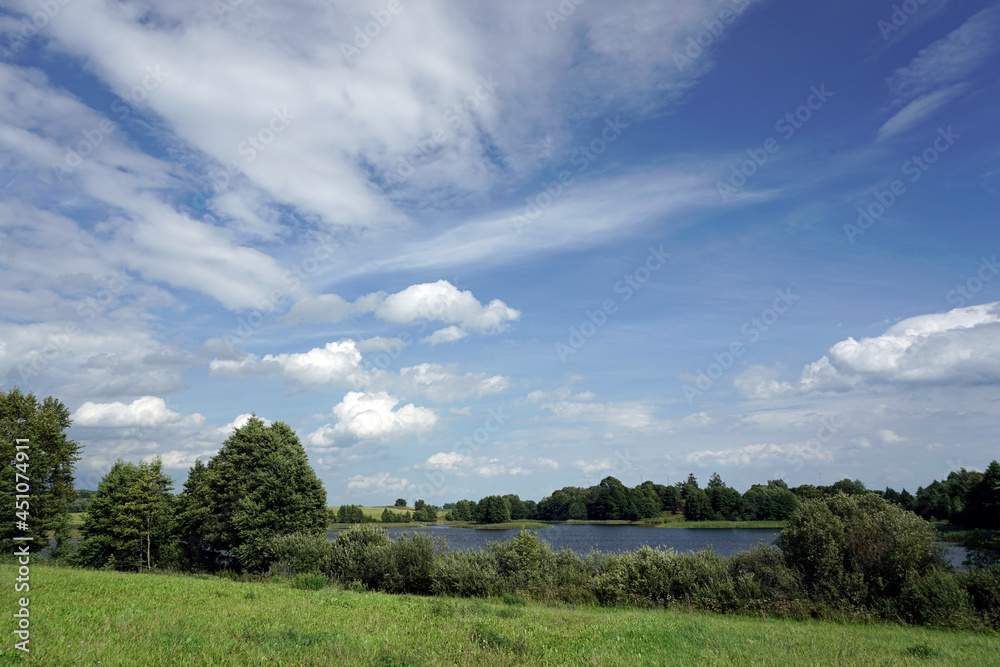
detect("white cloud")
[375,280,520,333]
[879,4,1000,139]
[686,441,834,467]
[347,472,411,492]
[423,451,469,471]
[876,84,966,141]
[887,5,1000,101]
[311,391,437,444]
[422,325,469,346]
[355,337,408,353]
[736,303,1000,398]
[209,340,373,389]
[216,413,272,436]
[72,395,204,428]
[878,429,906,444]
[536,458,560,470]
[396,363,510,402]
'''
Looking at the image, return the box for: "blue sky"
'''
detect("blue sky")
[2,0,999,505]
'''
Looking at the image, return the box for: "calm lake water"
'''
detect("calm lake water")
[327,523,968,567]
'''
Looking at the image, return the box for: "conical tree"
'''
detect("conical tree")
[192,416,327,571]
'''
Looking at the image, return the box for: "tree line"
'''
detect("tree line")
[441,467,1000,529]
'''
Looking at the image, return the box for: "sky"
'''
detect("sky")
[1,0,999,505]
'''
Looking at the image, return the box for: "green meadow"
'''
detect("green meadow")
[3,562,997,666]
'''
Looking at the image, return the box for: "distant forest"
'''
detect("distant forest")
[436,466,1000,528]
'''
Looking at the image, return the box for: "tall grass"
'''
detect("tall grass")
[3,561,998,666]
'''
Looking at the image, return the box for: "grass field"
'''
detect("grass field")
[3,563,997,665]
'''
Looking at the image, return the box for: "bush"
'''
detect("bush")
[728,543,805,607]
[324,524,393,590]
[898,569,973,627]
[671,549,737,611]
[778,493,945,607]
[432,549,502,598]
[265,532,331,576]
[488,530,555,593]
[956,565,1000,626]
[383,532,440,595]
[593,546,679,607]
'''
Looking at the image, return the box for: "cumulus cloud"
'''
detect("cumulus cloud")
[736,303,1000,398]
[73,396,204,428]
[421,326,469,346]
[375,280,520,333]
[308,391,437,446]
[216,413,272,436]
[285,281,518,339]
[209,340,373,389]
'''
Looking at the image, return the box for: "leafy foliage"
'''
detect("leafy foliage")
[181,416,327,571]
[73,459,175,570]
[0,388,81,555]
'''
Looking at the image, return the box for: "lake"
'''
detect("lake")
[327,523,969,567]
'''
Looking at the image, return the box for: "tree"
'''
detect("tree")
[1,388,81,556]
[965,460,1000,529]
[778,493,945,605]
[336,505,371,523]
[452,499,473,521]
[73,460,174,571]
[707,472,725,489]
[395,498,407,507]
[683,488,712,521]
[476,495,510,524]
[174,459,215,570]
[706,484,741,520]
[504,494,527,520]
[117,458,175,570]
[182,416,327,571]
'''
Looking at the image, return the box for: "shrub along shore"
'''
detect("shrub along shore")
[265,494,1000,631]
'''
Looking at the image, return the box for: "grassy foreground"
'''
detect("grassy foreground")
[3,564,997,666]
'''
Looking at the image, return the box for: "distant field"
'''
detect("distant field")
[3,563,997,665]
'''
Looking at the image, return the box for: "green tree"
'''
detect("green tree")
[504,494,527,520]
[476,495,510,524]
[965,460,1000,529]
[778,493,946,606]
[73,460,174,570]
[117,458,174,570]
[683,488,712,521]
[394,498,407,507]
[183,416,327,571]
[174,459,215,570]
[452,499,473,521]
[336,505,369,523]
[1,388,81,556]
